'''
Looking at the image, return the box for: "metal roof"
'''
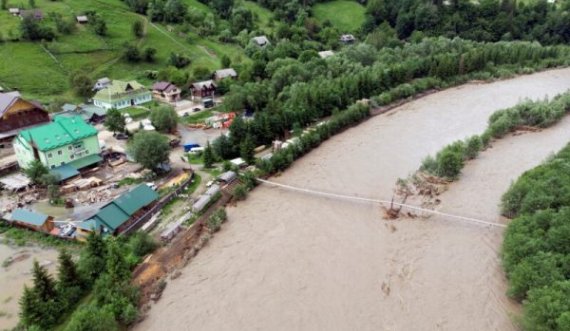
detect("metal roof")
[10,208,49,226]
[93,80,148,103]
[69,154,102,170]
[18,115,98,151]
[51,164,80,181]
[0,91,22,117]
[92,184,159,232]
[214,68,237,79]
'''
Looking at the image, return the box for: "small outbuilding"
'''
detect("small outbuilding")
[192,195,212,213]
[8,209,54,233]
[318,50,335,59]
[218,171,237,184]
[76,15,88,24]
[340,34,356,43]
[252,36,270,47]
[213,68,237,81]
[152,81,181,103]
[93,77,111,91]
[230,157,246,168]
[9,8,20,16]
[20,9,43,20]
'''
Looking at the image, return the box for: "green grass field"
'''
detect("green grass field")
[243,1,274,33]
[0,0,248,103]
[312,0,366,32]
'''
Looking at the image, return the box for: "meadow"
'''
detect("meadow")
[312,0,366,32]
[0,0,247,104]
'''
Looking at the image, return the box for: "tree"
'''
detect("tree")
[203,141,215,168]
[1,0,7,10]
[78,232,107,282]
[64,305,119,331]
[123,45,141,62]
[70,73,94,98]
[132,20,144,38]
[221,54,231,68]
[143,47,157,62]
[20,16,55,41]
[104,108,126,134]
[164,0,187,23]
[127,131,171,170]
[149,106,178,133]
[28,0,35,8]
[32,260,57,301]
[23,159,48,185]
[211,0,234,19]
[105,239,130,284]
[93,17,107,36]
[239,134,255,164]
[19,285,43,329]
[233,183,247,200]
[168,52,191,68]
[58,250,82,289]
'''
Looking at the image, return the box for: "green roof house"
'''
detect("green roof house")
[13,115,102,180]
[83,184,159,235]
[93,80,152,110]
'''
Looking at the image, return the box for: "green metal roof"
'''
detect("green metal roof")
[11,208,49,226]
[77,218,104,231]
[92,80,149,104]
[95,204,130,231]
[18,115,98,151]
[69,154,102,170]
[92,184,159,232]
[51,164,79,181]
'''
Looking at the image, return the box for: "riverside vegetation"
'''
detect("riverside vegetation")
[500,144,570,331]
[420,91,570,179]
[16,232,157,331]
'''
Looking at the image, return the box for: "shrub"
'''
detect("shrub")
[233,184,248,201]
[206,208,227,232]
[464,135,483,160]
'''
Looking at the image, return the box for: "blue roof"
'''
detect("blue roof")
[11,209,49,226]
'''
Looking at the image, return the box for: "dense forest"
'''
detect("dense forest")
[501,144,570,331]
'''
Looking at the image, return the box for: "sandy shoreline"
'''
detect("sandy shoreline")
[135,68,570,331]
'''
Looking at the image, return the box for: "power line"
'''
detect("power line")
[256,178,507,229]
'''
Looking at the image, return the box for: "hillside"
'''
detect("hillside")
[0,0,247,103]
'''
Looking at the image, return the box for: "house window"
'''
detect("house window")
[70,155,75,160]
[48,153,52,158]
[58,150,62,155]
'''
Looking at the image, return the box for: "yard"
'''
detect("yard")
[312,0,366,32]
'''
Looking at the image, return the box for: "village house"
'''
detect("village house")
[252,35,270,47]
[190,80,216,99]
[7,208,54,233]
[58,104,107,124]
[13,115,102,181]
[93,80,152,110]
[0,91,50,156]
[151,82,181,103]
[213,68,238,81]
[20,9,43,20]
[93,77,111,91]
[78,183,159,237]
[340,34,356,44]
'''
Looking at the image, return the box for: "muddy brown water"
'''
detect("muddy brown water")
[141,68,567,331]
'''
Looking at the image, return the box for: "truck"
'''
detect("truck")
[183,142,200,152]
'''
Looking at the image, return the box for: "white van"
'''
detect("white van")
[189,147,205,154]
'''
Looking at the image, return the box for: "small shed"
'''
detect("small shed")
[8,209,54,233]
[218,171,237,184]
[230,157,246,168]
[205,184,220,197]
[190,80,216,98]
[318,50,335,59]
[340,34,356,43]
[0,173,31,191]
[192,195,211,213]
[213,68,238,81]
[252,36,270,47]
[76,15,88,24]
[160,213,189,242]
[9,8,20,16]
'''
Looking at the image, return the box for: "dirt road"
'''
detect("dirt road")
[135,68,570,331]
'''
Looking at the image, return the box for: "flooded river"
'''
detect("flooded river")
[0,243,58,329]
[136,68,570,331]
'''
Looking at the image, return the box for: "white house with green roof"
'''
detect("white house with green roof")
[92,80,152,110]
[13,115,102,180]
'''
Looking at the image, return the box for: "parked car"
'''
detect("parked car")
[193,107,201,112]
[169,138,181,147]
[203,98,215,108]
[115,132,128,140]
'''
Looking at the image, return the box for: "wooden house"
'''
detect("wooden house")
[152,82,181,103]
[190,80,216,99]
[8,209,54,233]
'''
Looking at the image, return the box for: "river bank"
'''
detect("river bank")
[135,68,570,330]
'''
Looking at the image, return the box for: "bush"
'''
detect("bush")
[233,184,248,201]
[64,305,119,331]
[206,208,227,232]
[127,232,158,258]
[464,135,483,160]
